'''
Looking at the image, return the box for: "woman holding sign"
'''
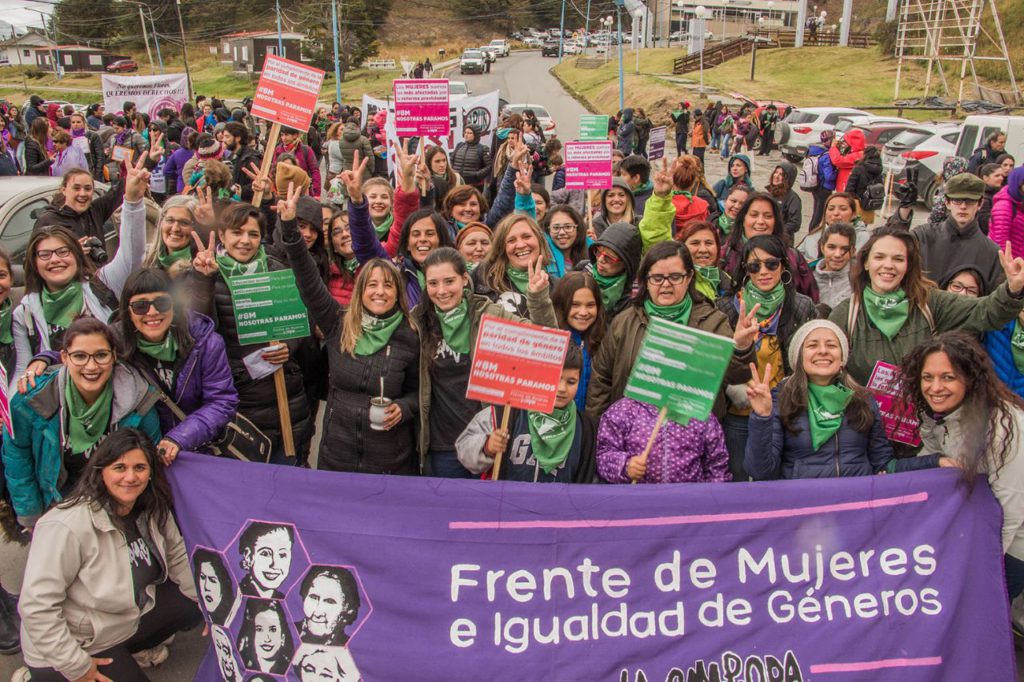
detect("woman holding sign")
[413,247,556,478]
[586,241,759,420]
[279,184,420,475]
[188,200,311,466]
[898,331,1024,599]
[828,227,1024,386]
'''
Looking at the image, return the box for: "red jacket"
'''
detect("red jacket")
[671,192,710,233]
[828,128,865,193]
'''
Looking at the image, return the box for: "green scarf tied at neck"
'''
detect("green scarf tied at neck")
[644,296,692,326]
[862,287,909,341]
[1011,319,1024,374]
[506,266,531,295]
[437,294,471,354]
[65,378,113,454]
[355,309,404,356]
[41,281,84,329]
[592,270,627,311]
[156,245,193,271]
[0,299,12,346]
[634,180,654,196]
[216,246,269,281]
[696,266,721,298]
[806,382,854,450]
[342,258,359,274]
[717,212,733,235]
[374,213,394,241]
[136,332,178,362]
[528,403,578,474]
[742,281,785,321]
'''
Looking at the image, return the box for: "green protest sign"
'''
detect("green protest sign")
[624,317,735,425]
[579,115,610,141]
[229,270,310,345]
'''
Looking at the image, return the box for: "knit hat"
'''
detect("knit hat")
[276,163,310,195]
[943,173,985,201]
[197,136,223,159]
[455,222,492,249]
[941,156,969,181]
[787,319,850,371]
[295,195,323,226]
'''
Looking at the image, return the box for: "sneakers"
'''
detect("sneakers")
[131,643,169,668]
[10,667,29,682]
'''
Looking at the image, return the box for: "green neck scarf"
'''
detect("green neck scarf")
[717,212,733,235]
[373,213,394,240]
[592,270,627,311]
[216,246,268,281]
[806,382,854,450]
[0,299,12,346]
[644,296,692,326]
[1011,319,1024,374]
[136,332,178,362]
[156,245,192,271]
[695,267,720,301]
[41,281,84,329]
[506,266,530,295]
[65,378,113,454]
[862,287,909,340]
[354,309,404,356]
[437,293,471,354]
[528,403,578,474]
[742,281,785,321]
[634,180,654,196]
[342,257,359,274]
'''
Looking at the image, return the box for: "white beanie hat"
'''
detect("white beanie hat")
[787,319,849,370]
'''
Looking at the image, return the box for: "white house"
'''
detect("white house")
[0,29,57,68]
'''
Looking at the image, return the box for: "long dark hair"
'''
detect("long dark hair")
[25,226,95,293]
[398,208,454,267]
[542,204,588,266]
[416,247,468,365]
[898,331,1024,488]
[551,271,606,352]
[632,240,700,307]
[850,226,934,314]
[60,428,173,532]
[725,192,785,254]
[325,208,355,288]
[236,598,294,673]
[117,267,193,364]
[736,234,792,293]
[192,547,235,625]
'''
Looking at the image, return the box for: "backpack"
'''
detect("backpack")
[862,182,885,211]
[798,154,820,191]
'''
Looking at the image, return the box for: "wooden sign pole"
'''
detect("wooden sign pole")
[252,122,281,207]
[631,406,668,484]
[491,404,513,480]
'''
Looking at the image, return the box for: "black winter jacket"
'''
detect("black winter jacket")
[844,154,883,211]
[23,138,51,176]
[450,141,491,186]
[33,179,125,243]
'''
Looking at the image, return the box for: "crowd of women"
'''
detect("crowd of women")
[0,90,1023,679]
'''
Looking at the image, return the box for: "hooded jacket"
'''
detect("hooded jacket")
[828,129,865,192]
[844,148,884,210]
[591,177,637,237]
[616,108,635,155]
[769,161,803,236]
[989,169,1024,257]
[712,154,752,201]
[577,221,643,318]
[912,215,1003,294]
[333,124,373,176]
[806,143,838,191]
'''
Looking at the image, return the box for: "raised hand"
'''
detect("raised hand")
[340,148,369,204]
[732,297,761,350]
[652,157,672,197]
[241,161,271,194]
[276,182,300,222]
[999,242,1024,295]
[527,254,549,294]
[393,139,419,193]
[191,231,218,276]
[148,130,164,162]
[124,152,151,202]
[514,161,532,196]
[193,185,215,226]
[745,362,774,417]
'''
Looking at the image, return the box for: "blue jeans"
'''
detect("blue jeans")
[720,134,732,158]
[723,413,750,482]
[1006,554,1024,601]
[429,449,474,479]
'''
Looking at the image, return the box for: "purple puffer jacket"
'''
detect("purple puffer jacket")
[133,311,239,452]
[596,398,731,484]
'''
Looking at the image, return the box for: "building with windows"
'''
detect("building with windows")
[220,31,306,73]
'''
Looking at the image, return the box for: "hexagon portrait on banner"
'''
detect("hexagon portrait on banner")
[235,597,299,675]
[288,643,362,681]
[226,520,311,602]
[285,564,373,649]
[191,545,241,628]
[211,625,245,682]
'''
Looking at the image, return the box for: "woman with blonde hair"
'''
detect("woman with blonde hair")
[471,213,555,319]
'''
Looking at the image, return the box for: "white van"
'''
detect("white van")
[954,115,1024,164]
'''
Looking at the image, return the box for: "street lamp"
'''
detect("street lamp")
[767,0,774,28]
[695,5,707,93]
[603,16,614,65]
[721,0,730,40]
[634,9,643,74]
[673,0,685,48]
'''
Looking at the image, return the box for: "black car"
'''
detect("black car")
[542,42,560,57]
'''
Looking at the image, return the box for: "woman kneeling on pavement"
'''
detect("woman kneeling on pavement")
[18,429,201,681]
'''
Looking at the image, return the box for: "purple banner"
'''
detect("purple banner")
[168,454,1015,681]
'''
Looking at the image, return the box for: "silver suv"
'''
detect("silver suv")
[776,107,870,161]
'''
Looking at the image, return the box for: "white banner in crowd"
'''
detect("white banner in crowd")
[362,90,500,177]
[101,73,189,119]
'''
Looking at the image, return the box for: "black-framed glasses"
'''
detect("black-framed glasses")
[128,296,173,315]
[647,272,689,286]
[66,349,114,366]
[36,246,73,261]
[549,223,577,234]
[745,258,782,274]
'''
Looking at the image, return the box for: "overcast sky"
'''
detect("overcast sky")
[0,0,51,30]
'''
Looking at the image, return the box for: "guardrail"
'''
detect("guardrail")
[363,59,396,70]
[672,30,875,74]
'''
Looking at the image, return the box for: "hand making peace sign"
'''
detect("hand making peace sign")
[652,158,672,198]
[745,362,774,417]
[241,162,271,194]
[340,149,369,204]
[732,297,761,351]
[124,152,152,203]
[276,182,301,222]
[191,230,218,276]
[527,254,549,294]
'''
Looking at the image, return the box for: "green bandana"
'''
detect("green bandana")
[592,270,627,311]
[136,332,178,362]
[644,296,692,325]
[506,266,531,295]
[216,246,268,281]
[806,382,853,450]
[1011,319,1024,374]
[65,378,113,454]
[343,258,359,274]
[528,403,578,474]
[0,299,12,346]
[862,287,909,340]
[742,281,785,321]
[634,180,654,196]
[717,212,733,235]
[354,309,404,356]
[156,245,193,271]
[41,281,84,329]
[697,266,721,298]
[437,294,471,354]
[374,213,394,240]
[415,268,425,291]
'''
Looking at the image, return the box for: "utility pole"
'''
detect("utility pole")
[558,0,566,64]
[174,0,193,100]
[617,4,624,112]
[331,0,341,104]
[34,10,60,80]
[149,10,164,73]
[139,7,155,73]
[275,0,284,56]
[585,0,591,52]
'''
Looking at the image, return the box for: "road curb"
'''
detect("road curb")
[549,63,599,115]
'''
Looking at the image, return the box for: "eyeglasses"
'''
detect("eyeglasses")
[947,198,978,207]
[36,246,73,261]
[744,258,782,274]
[549,223,577,234]
[647,272,689,286]
[128,296,173,315]
[162,217,194,228]
[66,349,114,366]
[595,249,622,264]
[947,281,979,296]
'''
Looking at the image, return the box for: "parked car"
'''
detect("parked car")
[502,103,558,139]
[954,114,1024,167]
[489,39,510,57]
[562,42,582,55]
[835,115,913,138]
[448,81,472,101]
[460,50,488,75]
[883,122,962,209]
[842,120,927,153]
[523,37,544,47]
[542,41,561,57]
[777,107,870,161]
[105,59,138,73]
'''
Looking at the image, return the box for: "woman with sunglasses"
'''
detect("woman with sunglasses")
[587,241,760,419]
[116,268,238,465]
[714,235,818,479]
[829,226,1024,386]
[12,155,152,393]
[3,318,161,529]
